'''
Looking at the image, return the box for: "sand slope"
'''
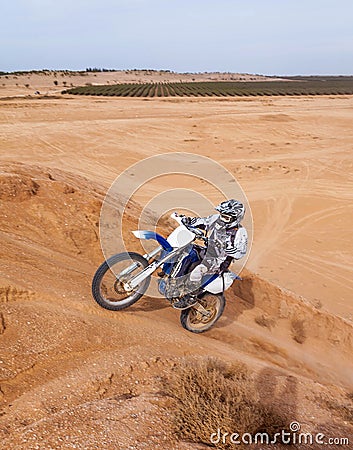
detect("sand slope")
[1,91,353,447]
[1,94,352,317]
[0,162,352,448]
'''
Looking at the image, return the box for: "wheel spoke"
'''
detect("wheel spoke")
[99,258,147,305]
[92,252,151,311]
[187,294,221,329]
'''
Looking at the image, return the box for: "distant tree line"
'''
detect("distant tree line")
[85,67,117,72]
[0,68,176,76]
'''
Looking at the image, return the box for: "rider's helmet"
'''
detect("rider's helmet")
[215,199,245,229]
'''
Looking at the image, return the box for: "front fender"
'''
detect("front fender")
[132,230,173,252]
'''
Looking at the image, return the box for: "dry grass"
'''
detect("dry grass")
[290,319,307,344]
[163,357,288,449]
[317,395,353,425]
[328,399,353,424]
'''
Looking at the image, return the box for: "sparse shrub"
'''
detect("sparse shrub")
[164,357,287,449]
[318,395,353,425]
[291,319,306,344]
[53,80,58,86]
[313,299,323,309]
[255,314,276,329]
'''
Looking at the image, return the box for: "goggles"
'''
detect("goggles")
[220,213,233,223]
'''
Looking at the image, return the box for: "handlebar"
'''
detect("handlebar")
[171,212,207,242]
[188,226,204,237]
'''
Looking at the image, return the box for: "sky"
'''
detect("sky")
[1,0,353,75]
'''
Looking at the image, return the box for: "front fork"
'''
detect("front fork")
[119,245,163,279]
[124,246,184,290]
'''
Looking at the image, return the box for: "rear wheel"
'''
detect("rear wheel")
[180,293,225,333]
[92,252,150,311]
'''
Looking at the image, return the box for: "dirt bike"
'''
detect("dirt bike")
[91,212,240,333]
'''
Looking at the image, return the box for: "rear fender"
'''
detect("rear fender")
[203,271,240,294]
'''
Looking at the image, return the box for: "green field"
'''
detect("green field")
[63,76,353,97]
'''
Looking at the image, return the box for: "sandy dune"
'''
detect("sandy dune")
[0,83,353,448]
[0,70,276,99]
[1,93,352,317]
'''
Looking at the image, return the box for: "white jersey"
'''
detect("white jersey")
[188,214,248,268]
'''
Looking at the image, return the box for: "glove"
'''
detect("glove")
[181,216,191,226]
[220,257,233,272]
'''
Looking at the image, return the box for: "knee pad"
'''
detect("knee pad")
[189,264,208,282]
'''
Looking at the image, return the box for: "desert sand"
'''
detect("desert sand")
[0,74,353,448]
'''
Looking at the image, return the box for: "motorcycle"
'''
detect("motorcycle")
[91,212,241,333]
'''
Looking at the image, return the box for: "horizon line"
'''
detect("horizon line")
[1,68,353,77]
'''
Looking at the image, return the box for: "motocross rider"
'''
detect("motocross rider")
[172,199,248,309]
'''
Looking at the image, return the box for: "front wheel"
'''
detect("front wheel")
[92,252,150,311]
[180,293,225,333]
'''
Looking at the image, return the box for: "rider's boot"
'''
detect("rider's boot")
[172,294,198,310]
[172,280,201,310]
